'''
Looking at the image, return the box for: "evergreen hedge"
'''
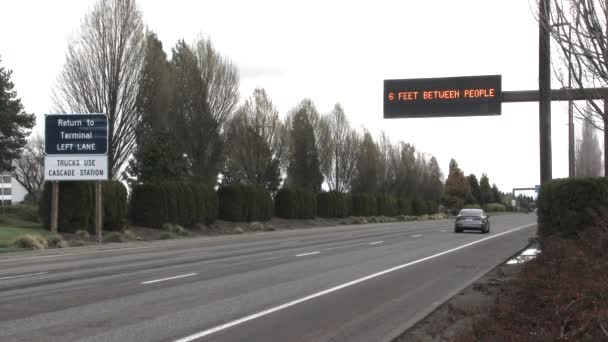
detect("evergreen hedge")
[217,184,273,222]
[275,188,316,219]
[376,196,398,217]
[317,191,351,218]
[352,194,376,217]
[538,177,608,238]
[40,181,127,233]
[129,182,218,228]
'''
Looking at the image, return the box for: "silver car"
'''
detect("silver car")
[454,209,490,233]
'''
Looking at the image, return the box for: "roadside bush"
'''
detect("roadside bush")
[352,194,376,217]
[217,184,273,222]
[75,229,90,240]
[12,234,47,250]
[376,196,398,217]
[40,181,95,233]
[123,229,142,241]
[537,177,608,238]
[483,202,506,212]
[46,234,65,248]
[104,232,124,243]
[130,182,218,228]
[411,198,430,216]
[274,188,316,219]
[162,223,186,236]
[463,203,481,209]
[397,198,413,215]
[40,181,128,233]
[4,204,40,222]
[317,191,351,218]
[103,181,128,231]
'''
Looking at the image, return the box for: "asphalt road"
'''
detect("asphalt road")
[0,214,537,342]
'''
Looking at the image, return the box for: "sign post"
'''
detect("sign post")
[44,114,108,242]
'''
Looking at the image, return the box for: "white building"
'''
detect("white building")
[0,173,27,205]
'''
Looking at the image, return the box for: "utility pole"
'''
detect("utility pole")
[567,26,575,177]
[539,0,552,184]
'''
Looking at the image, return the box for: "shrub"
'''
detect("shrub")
[103,181,128,231]
[275,188,316,219]
[6,204,39,222]
[162,223,186,235]
[12,234,47,250]
[412,198,429,216]
[463,203,482,209]
[352,194,376,217]
[47,234,67,248]
[75,229,90,240]
[123,229,142,241]
[40,181,95,233]
[317,191,351,218]
[130,182,218,228]
[483,202,506,212]
[218,184,273,222]
[104,232,124,242]
[377,196,398,217]
[398,198,413,215]
[159,232,174,240]
[537,177,608,239]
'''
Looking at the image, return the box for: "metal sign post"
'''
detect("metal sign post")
[44,114,108,242]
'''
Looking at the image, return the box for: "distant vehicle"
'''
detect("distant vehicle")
[454,209,490,234]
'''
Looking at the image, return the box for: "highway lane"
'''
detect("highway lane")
[0,214,537,342]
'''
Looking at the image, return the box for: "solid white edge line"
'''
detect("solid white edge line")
[411,234,423,238]
[172,223,536,342]
[295,251,320,257]
[141,273,197,285]
[369,241,383,245]
[0,271,48,281]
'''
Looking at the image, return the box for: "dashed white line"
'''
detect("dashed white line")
[411,234,423,238]
[172,223,536,342]
[441,230,447,232]
[295,251,320,257]
[141,273,197,285]
[0,271,48,281]
[369,241,384,245]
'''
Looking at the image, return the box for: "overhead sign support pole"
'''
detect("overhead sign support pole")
[539,0,552,184]
[51,182,59,233]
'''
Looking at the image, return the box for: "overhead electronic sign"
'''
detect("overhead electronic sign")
[384,75,502,118]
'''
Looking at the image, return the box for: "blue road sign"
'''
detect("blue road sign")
[45,114,108,155]
[535,185,541,193]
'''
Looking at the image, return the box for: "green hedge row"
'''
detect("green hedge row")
[538,177,608,238]
[317,191,352,218]
[377,196,398,217]
[129,182,217,228]
[218,184,273,222]
[483,202,507,212]
[275,188,316,219]
[39,181,128,233]
[352,194,377,217]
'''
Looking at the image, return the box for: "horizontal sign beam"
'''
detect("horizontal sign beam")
[503,87,608,102]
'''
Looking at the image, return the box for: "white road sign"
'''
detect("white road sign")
[44,156,108,181]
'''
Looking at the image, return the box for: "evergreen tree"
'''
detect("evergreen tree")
[491,183,501,203]
[351,131,380,194]
[285,107,323,192]
[0,56,35,171]
[479,173,492,205]
[467,174,482,204]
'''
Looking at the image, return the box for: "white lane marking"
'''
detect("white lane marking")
[141,273,197,285]
[295,251,320,257]
[0,271,48,281]
[172,223,536,342]
[411,234,423,238]
[324,242,369,250]
[441,230,447,232]
[369,241,383,245]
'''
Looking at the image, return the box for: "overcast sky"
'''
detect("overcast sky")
[0,0,586,195]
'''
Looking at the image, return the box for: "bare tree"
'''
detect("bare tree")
[194,36,240,126]
[541,0,608,174]
[576,116,604,176]
[324,104,360,192]
[11,134,44,199]
[52,0,144,179]
[223,88,286,191]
